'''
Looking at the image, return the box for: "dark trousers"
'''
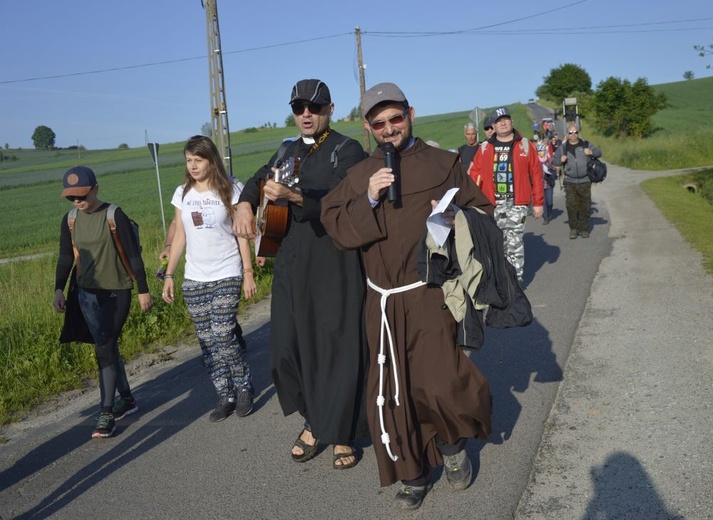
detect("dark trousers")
[78,287,132,409]
[565,182,592,233]
[544,186,554,221]
[402,438,467,486]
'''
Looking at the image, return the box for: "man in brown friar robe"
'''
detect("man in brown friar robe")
[321,83,493,511]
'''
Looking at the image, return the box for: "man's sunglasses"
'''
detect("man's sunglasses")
[369,109,409,131]
[484,126,493,131]
[568,130,579,135]
[291,102,325,115]
[66,195,88,202]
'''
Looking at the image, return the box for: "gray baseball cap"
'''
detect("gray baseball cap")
[362,82,408,118]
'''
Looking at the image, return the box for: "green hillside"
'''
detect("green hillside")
[651,76,713,135]
[578,75,713,170]
[0,107,532,192]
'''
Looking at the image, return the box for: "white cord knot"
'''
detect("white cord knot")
[367,277,426,465]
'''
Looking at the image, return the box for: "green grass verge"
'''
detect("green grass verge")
[640,170,713,275]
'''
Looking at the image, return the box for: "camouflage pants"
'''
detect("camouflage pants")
[494,199,528,282]
[564,182,591,233]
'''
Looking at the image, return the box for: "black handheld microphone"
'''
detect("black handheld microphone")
[381,142,400,203]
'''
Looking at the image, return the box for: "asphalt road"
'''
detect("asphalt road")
[1,158,711,520]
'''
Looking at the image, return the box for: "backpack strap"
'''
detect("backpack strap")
[67,208,81,275]
[272,139,295,168]
[68,208,77,237]
[330,135,351,169]
[106,205,136,281]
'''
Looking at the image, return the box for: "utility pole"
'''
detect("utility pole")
[202,0,233,175]
[355,27,371,154]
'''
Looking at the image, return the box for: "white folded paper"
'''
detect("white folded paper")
[426,187,459,247]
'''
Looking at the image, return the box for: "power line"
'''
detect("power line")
[0,56,205,85]
[0,33,351,86]
[2,11,710,86]
[366,15,713,37]
[482,26,713,36]
[222,32,351,55]
[365,0,589,37]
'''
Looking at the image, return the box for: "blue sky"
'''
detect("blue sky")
[2,0,712,150]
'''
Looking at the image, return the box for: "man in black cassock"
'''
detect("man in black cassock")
[233,79,367,469]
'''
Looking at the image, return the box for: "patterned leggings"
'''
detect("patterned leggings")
[182,277,252,399]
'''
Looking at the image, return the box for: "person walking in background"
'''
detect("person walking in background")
[161,135,256,421]
[458,122,478,172]
[552,125,602,239]
[467,117,495,189]
[470,107,544,283]
[54,166,153,439]
[233,79,367,470]
[321,82,493,510]
[537,144,556,224]
[482,117,495,143]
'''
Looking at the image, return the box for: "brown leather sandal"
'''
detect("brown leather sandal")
[332,446,358,470]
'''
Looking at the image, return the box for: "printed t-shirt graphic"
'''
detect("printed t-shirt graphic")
[492,142,514,199]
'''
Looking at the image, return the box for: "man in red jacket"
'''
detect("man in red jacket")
[469,107,544,283]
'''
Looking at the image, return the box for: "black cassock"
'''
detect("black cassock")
[240,130,368,444]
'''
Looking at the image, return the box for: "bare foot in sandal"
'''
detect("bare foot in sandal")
[333,444,358,469]
[292,429,319,462]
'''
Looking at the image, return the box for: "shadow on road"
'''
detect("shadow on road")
[470,317,563,445]
[584,452,684,519]
[2,324,274,519]
[522,232,560,288]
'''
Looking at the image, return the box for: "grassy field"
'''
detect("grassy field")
[641,169,713,274]
[569,76,713,170]
[0,81,711,426]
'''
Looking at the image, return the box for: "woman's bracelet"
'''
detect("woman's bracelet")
[164,274,174,279]
[243,268,254,274]
[164,244,171,249]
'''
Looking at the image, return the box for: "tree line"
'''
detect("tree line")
[535,64,668,139]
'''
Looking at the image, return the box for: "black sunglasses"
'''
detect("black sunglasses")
[484,126,493,131]
[568,130,579,135]
[66,185,95,202]
[291,102,325,115]
[369,109,409,131]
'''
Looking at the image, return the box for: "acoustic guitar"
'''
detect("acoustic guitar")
[255,156,300,257]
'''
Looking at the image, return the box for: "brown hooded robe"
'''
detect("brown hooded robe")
[321,138,493,486]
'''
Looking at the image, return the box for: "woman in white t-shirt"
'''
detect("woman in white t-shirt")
[162,135,256,422]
